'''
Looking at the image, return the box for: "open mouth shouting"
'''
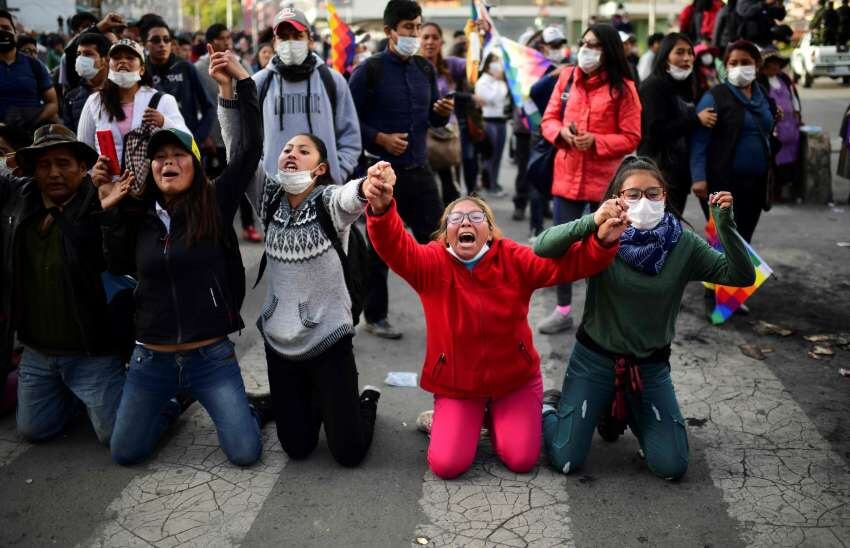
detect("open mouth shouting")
[457,230,477,249]
[161,167,180,182]
[282,160,299,172]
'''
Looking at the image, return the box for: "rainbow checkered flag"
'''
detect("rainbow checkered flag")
[499,37,552,132]
[704,215,773,324]
[327,1,355,75]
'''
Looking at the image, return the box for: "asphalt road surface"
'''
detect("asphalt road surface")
[1,79,848,548]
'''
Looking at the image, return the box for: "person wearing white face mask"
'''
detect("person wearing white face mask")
[77,39,189,171]
[219,114,390,464]
[538,24,642,335]
[534,157,755,480]
[474,53,511,197]
[638,33,717,214]
[62,33,111,133]
[251,7,361,190]
[690,40,776,244]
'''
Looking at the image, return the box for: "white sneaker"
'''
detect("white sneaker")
[538,309,574,335]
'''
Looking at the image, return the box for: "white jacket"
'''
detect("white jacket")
[77,86,190,163]
[475,73,510,119]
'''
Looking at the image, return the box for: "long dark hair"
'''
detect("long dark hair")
[651,32,697,99]
[99,67,156,122]
[422,22,452,84]
[602,156,688,222]
[291,133,334,186]
[584,23,633,98]
[143,156,221,246]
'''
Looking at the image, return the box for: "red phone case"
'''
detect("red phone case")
[96,130,120,176]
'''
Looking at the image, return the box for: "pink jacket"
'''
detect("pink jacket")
[540,67,642,203]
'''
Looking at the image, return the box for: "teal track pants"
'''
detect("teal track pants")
[543,341,689,480]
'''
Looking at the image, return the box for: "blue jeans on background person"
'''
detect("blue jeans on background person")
[552,197,599,306]
[543,341,689,480]
[16,347,125,444]
[484,119,507,191]
[110,338,262,467]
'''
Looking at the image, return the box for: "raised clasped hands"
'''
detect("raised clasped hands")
[594,197,630,247]
[362,161,396,214]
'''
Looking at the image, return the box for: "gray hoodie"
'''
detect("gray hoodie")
[252,54,362,184]
[220,96,367,361]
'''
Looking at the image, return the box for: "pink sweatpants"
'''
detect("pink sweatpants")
[427,374,543,479]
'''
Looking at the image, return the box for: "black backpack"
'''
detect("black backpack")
[253,189,369,326]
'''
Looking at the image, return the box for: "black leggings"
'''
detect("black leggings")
[265,335,376,467]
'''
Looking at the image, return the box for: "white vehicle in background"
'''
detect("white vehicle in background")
[792,31,850,87]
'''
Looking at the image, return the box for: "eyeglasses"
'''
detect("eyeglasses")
[447,211,487,225]
[619,187,665,201]
[148,36,172,44]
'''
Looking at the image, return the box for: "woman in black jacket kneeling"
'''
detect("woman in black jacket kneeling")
[97,47,266,466]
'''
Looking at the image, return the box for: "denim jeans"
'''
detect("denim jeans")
[552,197,599,306]
[16,347,125,444]
[543,341,689,480]
[110,338,262,466]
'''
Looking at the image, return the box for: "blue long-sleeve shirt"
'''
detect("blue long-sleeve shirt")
[349,50,448,168]
[690,82,773,182]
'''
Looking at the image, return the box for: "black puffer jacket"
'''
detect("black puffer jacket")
[638,72,700,191]
[101,77,262,345]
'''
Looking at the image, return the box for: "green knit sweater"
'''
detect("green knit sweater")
[534,205,756,358]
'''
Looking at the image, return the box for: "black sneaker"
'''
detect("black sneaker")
[542,389,562,408]
[511,208,525,221]
[247,391,274,427]
[360,385,382,408]
[176,391,197,414]
[596,409,627,442]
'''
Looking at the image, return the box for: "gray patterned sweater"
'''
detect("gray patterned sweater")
[221,100,367,361]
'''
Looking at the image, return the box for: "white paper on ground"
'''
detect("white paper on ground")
[384,372,418,387]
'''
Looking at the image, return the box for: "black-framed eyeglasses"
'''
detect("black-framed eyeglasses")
[619,187,665,201]
[447,211,487,225]
[148,36,172,44]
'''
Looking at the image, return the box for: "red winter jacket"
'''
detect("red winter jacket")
[366,201,618,399]
[540,66,642,203]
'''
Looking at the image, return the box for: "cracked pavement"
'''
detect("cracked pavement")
[1,84,849,547]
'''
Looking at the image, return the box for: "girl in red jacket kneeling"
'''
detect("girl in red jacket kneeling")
[364,166,628,479]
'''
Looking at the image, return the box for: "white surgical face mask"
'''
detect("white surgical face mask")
[545,48,563,62]
[75,56,100,80]
[727,65,757,87]
[395,35,420,57]
[488,62,502,76]
[276,169,315,195]
[108,69,141,89]
[356,51,370,64]
[768,75,782,89]
[627,197,666,230]
[577,46,601,74]
[700,53,713,66]
[275,39,309,66]
[667,64,693,81]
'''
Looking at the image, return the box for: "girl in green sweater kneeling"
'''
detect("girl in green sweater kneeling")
[534,157,755,480]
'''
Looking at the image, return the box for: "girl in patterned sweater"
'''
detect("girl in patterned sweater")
[222,108,392,465]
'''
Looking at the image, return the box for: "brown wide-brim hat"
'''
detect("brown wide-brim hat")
[16,124,99,174]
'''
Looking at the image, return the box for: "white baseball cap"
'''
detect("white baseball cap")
[542,26,566,46]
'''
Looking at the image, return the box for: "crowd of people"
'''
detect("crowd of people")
[0,0,807,481]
